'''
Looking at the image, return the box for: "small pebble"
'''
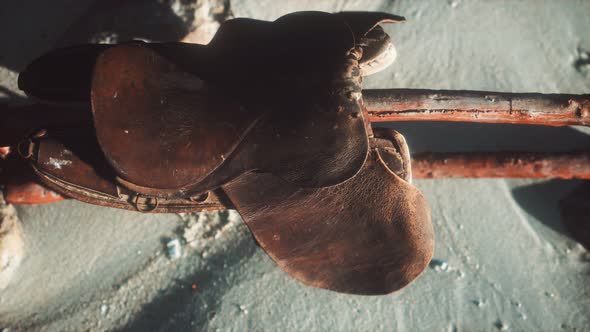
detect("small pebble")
[100,304,109,316]
[239,304,248,315]
[166,238,182,261]
[429,259,449,272]
[473,299,485,307]
[494,319,508,331]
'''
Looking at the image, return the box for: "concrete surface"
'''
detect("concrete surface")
[0,0,589,331]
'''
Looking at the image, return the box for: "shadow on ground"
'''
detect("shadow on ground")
[382,121,590,248]
[119,222,259,331]
[0,0,190,72]
[512,180,584,241]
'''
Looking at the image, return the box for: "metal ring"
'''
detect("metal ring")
[189,192,209,203]
[16,138,34,159]
[134,195,159,212]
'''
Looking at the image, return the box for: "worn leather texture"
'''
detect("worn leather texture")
[32,127,231,213]
[17,11,432,294]
[222,142,433,295]
[92,44,263,192]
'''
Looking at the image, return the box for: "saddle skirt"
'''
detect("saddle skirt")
[17,11,434,295]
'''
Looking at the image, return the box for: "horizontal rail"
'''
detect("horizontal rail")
[5,151,590,205]
[364,89,590,126]
[412,151,590,179]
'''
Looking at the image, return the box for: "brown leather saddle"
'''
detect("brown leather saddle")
[17,11,433,295]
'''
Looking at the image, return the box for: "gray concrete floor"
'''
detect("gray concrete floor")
[1,0,589,331]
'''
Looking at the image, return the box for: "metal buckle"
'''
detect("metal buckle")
[134,194,159,212]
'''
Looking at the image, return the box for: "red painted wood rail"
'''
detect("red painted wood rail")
[364,89,590,126]
[3,89,590,205]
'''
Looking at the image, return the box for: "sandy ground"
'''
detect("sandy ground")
[1,0,589,331]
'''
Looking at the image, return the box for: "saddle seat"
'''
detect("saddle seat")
[91,43,264,194]
[91,41,370,197]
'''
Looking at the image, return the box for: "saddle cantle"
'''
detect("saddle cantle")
[17,11,434,294]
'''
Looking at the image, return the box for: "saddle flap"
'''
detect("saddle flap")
[31,128,122,200]
[222,147,433,295]
[91,43,262,193]
[30,128,232,213]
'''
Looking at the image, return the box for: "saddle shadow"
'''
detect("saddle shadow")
[55,0,192,47]
[118,213,259,332]
[511,180,583,238]
[377,121,590,247]
[0,0,190,72]
[0,0,192,177]
[379,121,590,153]
[557,181,590,250]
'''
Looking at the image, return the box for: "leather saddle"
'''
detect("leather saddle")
[16,11,433,295]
